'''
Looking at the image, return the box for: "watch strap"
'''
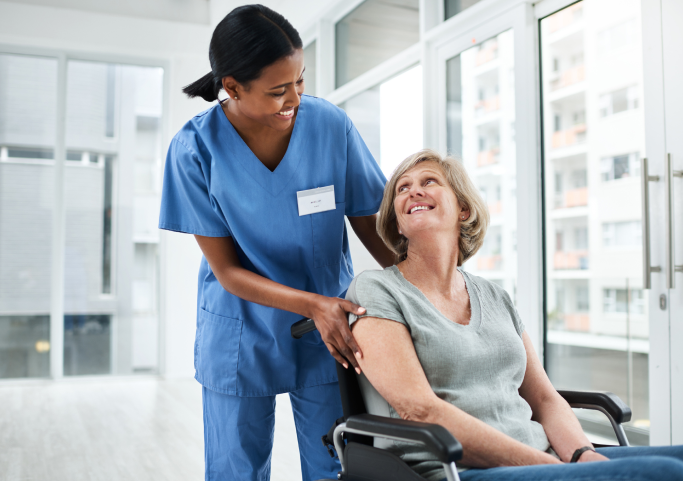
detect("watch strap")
[570,446,595,463]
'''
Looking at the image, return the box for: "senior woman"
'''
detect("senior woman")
[344,149,683,481]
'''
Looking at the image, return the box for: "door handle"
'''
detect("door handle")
[641,158,661,289]
[666,153,683,289]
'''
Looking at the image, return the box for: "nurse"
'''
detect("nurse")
[158,4,394,481]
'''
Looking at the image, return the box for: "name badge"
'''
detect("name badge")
[297,185,336,216]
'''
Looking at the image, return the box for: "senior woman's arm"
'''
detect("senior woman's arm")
[351,316,562,468]
[517,332,609,463]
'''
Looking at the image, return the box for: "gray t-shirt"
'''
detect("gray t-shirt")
[346,266,549,480]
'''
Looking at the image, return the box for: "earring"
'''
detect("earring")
[461,216,466,220]
[399,229,403,235]
[233,95,238,100]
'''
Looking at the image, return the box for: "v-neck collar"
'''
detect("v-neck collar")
[388,265,482,331]
[216,96,308,197]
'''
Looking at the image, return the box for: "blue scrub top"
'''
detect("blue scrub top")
[159,95,386,396]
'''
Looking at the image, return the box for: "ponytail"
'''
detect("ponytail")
[182,72,220,102]
[183,4,303,102]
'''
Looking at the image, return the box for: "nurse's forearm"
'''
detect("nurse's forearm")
[348,214,395,268]
[194,235,323,316]
[194,234,367,371]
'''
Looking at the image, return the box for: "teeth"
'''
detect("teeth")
[279,110,293,116]
[410,205,431,214]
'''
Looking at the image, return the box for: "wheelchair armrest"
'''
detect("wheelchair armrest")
[558,390,632,424]
[344,413,463,464]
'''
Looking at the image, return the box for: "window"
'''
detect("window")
[303,41,317,97]
[572,169,587,188]
[602,221,642,248]
[603,288,645,315]
[444,0,485,20]
[598,20,637,56]
[335,0,419,88]
[601,152,639,181]
[576,285,589,311]
[599,86,639,117]
[575,227,588,250]
[446,30,516,297]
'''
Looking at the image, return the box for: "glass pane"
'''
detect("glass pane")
[446,30,517,301]
[341,65,423,274]
[0,53,58,379]
[444,0,485,20]
[335,0,419,88]
[64,61,163,375]
[303,41,317,97]
[541,0,649,444]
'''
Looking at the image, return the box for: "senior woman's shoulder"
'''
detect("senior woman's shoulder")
[461,269,515,305]
[346,267,399,301]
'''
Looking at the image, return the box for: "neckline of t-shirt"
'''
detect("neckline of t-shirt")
[216,96,306,176]
[387,265,482,331]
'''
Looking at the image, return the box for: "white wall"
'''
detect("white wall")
[0,0,340,379]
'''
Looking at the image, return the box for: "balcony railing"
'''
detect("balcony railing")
[550,65,585,91]
[488,201,502,215]
[551,124,586,149]
[477,255,502,271]
[475,95,500,115]
[563,313,590,332]
[477,147,500,166]
[554,250,589,270]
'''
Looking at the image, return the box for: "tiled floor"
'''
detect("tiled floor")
[0,377,302,481]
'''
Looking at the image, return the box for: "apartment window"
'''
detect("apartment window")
[555,172,563,194]
[598,19,637,55]
[603,288,644,315]
[599,86,639,117]
[335,0,419,88]
[576,285,589,311]
[556,231,564,251]
[554,114,562,132]
[444,0,484,20]
[572,169,587,188]
[0,315,50,378]
[575,227,588,250]
[602,220,642,247]
[601,152,639,181]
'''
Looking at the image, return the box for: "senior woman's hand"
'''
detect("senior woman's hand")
[577,450,609,463]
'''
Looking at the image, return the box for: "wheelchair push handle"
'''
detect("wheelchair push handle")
[291,317,317,339]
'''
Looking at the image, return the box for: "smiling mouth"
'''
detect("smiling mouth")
[409,205,434,214]
[277,109,294,118]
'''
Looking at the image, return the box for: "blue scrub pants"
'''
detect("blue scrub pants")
[455,445,683,481]
[202,381,343,481]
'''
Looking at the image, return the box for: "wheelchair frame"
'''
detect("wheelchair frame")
[291,318,632,481]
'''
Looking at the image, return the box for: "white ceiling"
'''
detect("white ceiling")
[3,0,340,32]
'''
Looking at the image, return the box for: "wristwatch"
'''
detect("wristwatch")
[570,446,595,463]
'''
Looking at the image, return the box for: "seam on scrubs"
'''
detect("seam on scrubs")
[195,374,340,397]
[158,222,232,237]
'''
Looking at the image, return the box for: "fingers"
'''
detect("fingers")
[325,343,348,369]
[341,299,366,317]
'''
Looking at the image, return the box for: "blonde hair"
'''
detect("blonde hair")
[377,149,489,265]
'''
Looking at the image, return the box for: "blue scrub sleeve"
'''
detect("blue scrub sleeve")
[344,120,387,217]
[158,138,233,237]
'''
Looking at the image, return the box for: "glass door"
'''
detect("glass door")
[539,0,650,445]
[660,0,683,445]
[441,29,519,301]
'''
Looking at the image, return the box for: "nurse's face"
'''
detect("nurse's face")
[224,49,305,131]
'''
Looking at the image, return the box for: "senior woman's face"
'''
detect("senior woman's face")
[394,161,469,239]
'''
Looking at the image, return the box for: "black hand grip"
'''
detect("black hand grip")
[558,390,632,424]
[346,414,463,464]
[291,318,318,339]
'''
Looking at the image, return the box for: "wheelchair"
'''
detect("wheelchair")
[291,318,632,481]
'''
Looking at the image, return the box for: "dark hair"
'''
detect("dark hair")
[183,4,302,102]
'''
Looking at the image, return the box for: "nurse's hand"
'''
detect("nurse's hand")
[311,296,366,374]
